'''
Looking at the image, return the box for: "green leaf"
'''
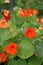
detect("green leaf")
[17,39,34,59]
[8,20,16,31]
[34,40,43,57]
[21,22,30,30]
[41,57,43,61]
[7,58,27,65]
[0,28,11,41]
[7,58,17,65]
[16,59,27,65]
[27,56,42,65]
[0,28,15,41]
[0,40,4,46]
[2,40,11,50]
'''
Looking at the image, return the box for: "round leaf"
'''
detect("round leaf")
[17,39,34,59]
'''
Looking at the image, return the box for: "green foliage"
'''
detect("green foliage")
[7,58,17,65]
[6,58,27,65]
[16,59,27,65]
[17,39,34,59]
[34,40,43,58]
[14,0,43,10]
[0,21,18,41]
[0,1,43,65]
[27,56,42,65]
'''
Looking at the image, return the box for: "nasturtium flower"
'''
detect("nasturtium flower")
[0,51,6,63]
[2,10,11,20]
[32,9,38,15]
[6,43,18,55]
[19,8,38,17]
[37,18,41,23]
[41,18,43,23]
[18,8,33,17]
[24,28,36,39]
[37,18,43,23]
[26,9,33,17]
[0,19,9,28]
[18,8,26,17]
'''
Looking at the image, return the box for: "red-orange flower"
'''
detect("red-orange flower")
[2,10,11,20]
[18,8,33,17]
[33,9,38,15]
[37,18,43,23]
[18,8,26,17]
[0,51,6,63]
[6,43,18,55]
[37,18,41,23]
[0,19,9,28]
[26,9,33,17]
[24,28,36,39]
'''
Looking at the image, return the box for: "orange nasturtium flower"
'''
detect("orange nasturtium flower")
[25,9,33,17]
[0,51,6,63]
[0,19,9,28]
[18,8,33,17]
[6,43,18,55]
[32,9,38,15]
[24,28,36,39]
[2,10,11,20]
[18,8,26,17]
